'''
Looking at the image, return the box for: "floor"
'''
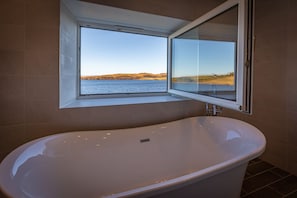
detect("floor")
[241,158,297,198]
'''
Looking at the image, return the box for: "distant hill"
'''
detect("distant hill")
[81,72,234,85]
[172,73,234,85]
[81,73,167,80]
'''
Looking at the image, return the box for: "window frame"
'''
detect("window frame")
[168,0,253,113]
[77,22,170,99]
[60,0,253,110]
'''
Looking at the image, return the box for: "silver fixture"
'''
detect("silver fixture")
[206,103,222,116]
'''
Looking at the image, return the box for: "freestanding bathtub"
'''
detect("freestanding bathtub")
[0,116,265,198]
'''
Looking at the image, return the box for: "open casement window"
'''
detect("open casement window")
[168,0,253,113]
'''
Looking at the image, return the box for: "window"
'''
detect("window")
[60,0,253,111]
[168,0,253,112]
[79,27,168,95]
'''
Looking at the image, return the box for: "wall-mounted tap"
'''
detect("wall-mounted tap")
[206,103,222,116]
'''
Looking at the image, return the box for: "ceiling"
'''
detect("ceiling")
[80,0,227,21]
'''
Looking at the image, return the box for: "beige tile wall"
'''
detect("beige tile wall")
[1,0,297,179]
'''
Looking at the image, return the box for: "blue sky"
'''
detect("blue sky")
[172,38,236,77]
[80,27,236,77]
[80,27,167,76]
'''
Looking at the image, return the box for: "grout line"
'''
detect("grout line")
[244,166,276,180]
[242,174,292,197]
[283,188,297,197]
[248,159,262,166]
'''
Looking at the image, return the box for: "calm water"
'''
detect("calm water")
[81,80,167,95]
[81,80,235,100]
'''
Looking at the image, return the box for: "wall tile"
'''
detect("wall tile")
[25,50,59,76]
[0,0,25,25]
[24,123,65,141]
[52,108,94,131]
[0,99,25,126]
[0,75,24,100]
[25,76,59,102]
[261,141,288,170]
[0,50,24,75]
[286,1,297,113]
[287,145,297,176]
[0,25,25,51]
[0,125,26,152]
[25,26,59,52]
[287,111,297,149]
[25,100,58,124]
[252,88,286,111]
[86,100,204,130]
[25,0,59,28]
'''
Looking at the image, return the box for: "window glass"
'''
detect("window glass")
[171,6,238,101]
[80,27,168,95]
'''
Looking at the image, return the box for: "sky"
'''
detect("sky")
[172,39,236,77]
[80,27,236,77]
[80,27,167,76]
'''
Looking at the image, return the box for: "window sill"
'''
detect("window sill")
[60,94,188,109]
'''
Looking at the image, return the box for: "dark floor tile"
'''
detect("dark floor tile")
[270,175,297,195]
[243,187,282,198]
[242,171,281,193]
[270,167,290,178]
[285,190,297,198]
[241,188,248,197]
[245,171,253,178]
[246,161,274,176]
[248,158,261,165]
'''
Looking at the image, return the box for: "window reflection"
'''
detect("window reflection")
[171,6,238,101]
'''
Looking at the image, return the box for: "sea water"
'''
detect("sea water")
[80,80,167,95]
[80,80,235,101]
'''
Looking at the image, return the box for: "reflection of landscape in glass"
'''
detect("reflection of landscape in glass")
[171,39,236,99]
[172,72,234,85]
[171,40,236,85]
[171,5,238,101]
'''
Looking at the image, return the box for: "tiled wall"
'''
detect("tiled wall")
[0,0,205,162]
[1,0,297,178]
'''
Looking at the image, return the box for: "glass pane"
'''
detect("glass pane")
[80,27,167,95]
[171,6,238,101]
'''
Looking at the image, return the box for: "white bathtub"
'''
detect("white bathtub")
[0,116,265,198]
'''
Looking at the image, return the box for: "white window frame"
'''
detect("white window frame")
[77,22,169,98]
[168,0,253,112]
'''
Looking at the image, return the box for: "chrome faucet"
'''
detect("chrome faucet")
[206,103,222,116]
